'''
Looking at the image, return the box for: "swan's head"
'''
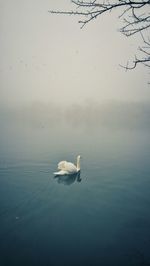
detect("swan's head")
[77,155,81,160]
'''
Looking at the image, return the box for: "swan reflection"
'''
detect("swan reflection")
[54,171,81,185]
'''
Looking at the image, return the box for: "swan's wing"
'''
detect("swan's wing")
[58,161,67,170]
[63,162,77,173]
[58,161,77,174]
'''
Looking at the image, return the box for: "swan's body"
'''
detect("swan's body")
[54,155,81,176]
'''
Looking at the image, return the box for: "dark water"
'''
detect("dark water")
[0,122,150,266]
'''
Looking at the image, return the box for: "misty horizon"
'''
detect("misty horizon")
[1,100,150,131]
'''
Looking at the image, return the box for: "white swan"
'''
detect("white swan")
[54,155,81,176]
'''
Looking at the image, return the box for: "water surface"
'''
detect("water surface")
[0,117,150,266]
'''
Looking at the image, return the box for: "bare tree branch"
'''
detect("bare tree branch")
[49,0,150,72]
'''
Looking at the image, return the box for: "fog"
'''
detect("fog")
[0,100,149,168]
[1,101,150,131]
[0,0,150,108]
[1,0,150,162]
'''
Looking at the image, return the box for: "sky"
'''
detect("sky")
[0,0,150,107]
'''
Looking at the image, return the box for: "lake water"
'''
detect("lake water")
[0,118,150,266]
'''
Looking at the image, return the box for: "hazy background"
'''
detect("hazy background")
[0,0,150,108]
[1,0,150,161]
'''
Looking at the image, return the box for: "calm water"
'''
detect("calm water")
[0,121,150,266]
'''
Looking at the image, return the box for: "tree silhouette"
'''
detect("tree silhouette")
[49,0,150,71]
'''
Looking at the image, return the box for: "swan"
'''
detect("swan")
[54,155,81,176]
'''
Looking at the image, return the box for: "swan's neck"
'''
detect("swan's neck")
[77,156,80,171]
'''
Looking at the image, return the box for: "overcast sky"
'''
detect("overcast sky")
[0,0,150,107]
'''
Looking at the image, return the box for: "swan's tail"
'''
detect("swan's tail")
[53,170,68,176]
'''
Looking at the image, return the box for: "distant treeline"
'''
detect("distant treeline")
[0,101,150,130]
